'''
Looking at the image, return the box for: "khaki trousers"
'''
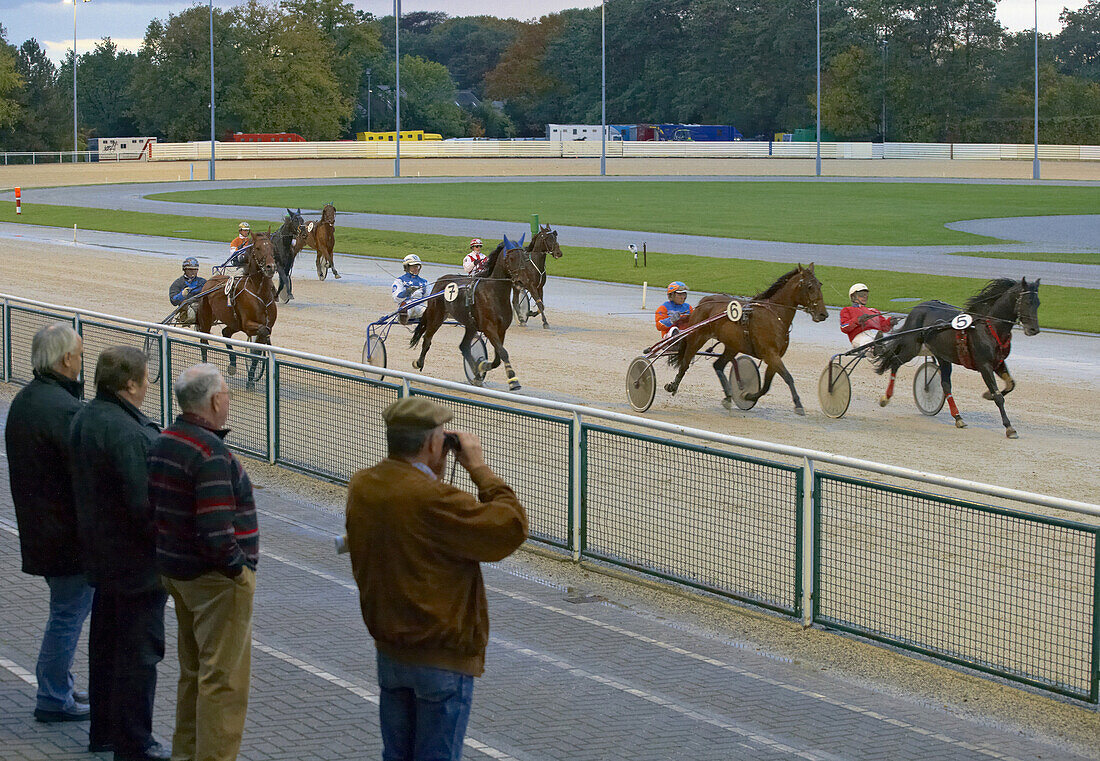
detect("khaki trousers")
[163,569,255,761]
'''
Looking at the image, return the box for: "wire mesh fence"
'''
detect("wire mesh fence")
[79,320,164,425]
[275,361,401,482]
[583,425,801,615]
[7,306,75,385]
[166,338,269,459]
[814,473,1099,701]
[409,388,573,548]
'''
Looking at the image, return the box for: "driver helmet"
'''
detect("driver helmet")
[469,238,483,250]
[402,253,423,272]
[182,257,199,271]
[849,283,869,299]
[667,281,688,297]
[238,222,251,236]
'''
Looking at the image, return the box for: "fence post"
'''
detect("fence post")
[571,412,583,562]
[1,297,8,382]
[160,331,171,428]
[800,456,815,627]
[1091,537,1100,703]
[266,351,277,465]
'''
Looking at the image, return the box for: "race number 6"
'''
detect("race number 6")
[726,300,743,322]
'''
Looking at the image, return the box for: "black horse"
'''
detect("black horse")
[872,278,1041,438]
[273,208,307,303]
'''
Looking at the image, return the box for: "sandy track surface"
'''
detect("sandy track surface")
[0,235,1096,509]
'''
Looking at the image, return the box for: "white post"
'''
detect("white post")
[394,0,401,178]
[641,281,647,310]
[600,0,606,177]
[800,456,816,627]
[209,0,216,181]
[571,412,583,562]
[815,0,821,177]
[160,328,171,427]
[1033,0,1040,180]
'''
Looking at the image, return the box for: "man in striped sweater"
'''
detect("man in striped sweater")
[147,364,258,761]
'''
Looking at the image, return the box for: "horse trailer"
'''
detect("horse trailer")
[88,137,156,161]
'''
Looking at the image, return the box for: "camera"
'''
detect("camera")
[443,432,462,453]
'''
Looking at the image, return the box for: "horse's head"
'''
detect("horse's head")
[1015,277,1041,336]
[282,208,306,239]
[796,263,829,322]
[534,225,562,259]
[250,231,278,278]
[501,234,539,291]
[322,203,336,224]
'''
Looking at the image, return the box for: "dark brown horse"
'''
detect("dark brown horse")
[511,224,563,329]
[666,264,829,413]
[195,231,278,388]
[410,234,527,391]
[872,278,1040,438]
[294,203,340,281]
[273,208,308,303]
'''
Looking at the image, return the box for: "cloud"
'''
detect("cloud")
[41,36,144,58]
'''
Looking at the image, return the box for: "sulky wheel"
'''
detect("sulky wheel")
[463,335,489,385]
[913,358,945,416]
[626,356,657,413]
[143,330,164,383]
[818,360,852,419]
[729,355,761,411]
[361,334,387,375]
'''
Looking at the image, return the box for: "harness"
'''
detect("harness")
[954,320,1012,370]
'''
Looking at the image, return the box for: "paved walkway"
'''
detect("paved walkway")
[12,178,1100,289]
[1,394,1095,761]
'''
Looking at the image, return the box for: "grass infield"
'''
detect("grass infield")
[149,180,1100,247]
[5,203,1097,333]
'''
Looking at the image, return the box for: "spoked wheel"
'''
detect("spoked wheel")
[361,334,387,375]
[818,360,852,419]
[463,336,489,386]
[626,356,657,413]
[913,358,945,416]
[513,290,532,326]
[729,355,761,410]
[143,330,163,383]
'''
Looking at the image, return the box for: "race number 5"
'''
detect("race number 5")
[444,283,460,302]
[726,300,743,322]
[951,313,973,330]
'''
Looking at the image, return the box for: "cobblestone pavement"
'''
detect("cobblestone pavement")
[0,400,1093,761]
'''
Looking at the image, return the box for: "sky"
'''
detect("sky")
[0,0,1090,64]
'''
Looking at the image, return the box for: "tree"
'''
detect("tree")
[0,26,22,132]
[1056,0,1100,81]
[396,54,465,137]
[484,14,568,135]
[401,16,524,94]
[71,39,138,138]
[0,38,68,150]
[821,45,879,138]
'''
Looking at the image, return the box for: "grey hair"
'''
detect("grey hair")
[31,322,80,374]
[174,363,224,412]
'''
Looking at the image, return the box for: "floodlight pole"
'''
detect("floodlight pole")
[366,69,372,132]
[1033,0,1040,180]
[600,0,606,177]
[209,0,215,180]
[815,0,821,177]
[72,0,89,161]
[394,0,401,178]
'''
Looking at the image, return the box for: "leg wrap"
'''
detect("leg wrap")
[885,373,897,399]
[947,394,960,418]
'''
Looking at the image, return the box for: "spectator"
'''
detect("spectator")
[5,323,92,724]
[149,364,257,761]
[69,346,168,761]
[345,397,528,761]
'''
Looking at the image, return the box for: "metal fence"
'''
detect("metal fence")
[1,294,1097,704]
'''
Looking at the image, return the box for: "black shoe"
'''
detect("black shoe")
[88,740,115,753]
[114,741,170,761]
[33,704,90,722]
[73,688,89,704]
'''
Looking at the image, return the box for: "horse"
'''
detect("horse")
[294,203,340,281]
[195,231,279,389]
[871,278,1041,438]
[410,234,528,391]
[510,224,563,329]
[272,208,308,303]
[665,264,829,413]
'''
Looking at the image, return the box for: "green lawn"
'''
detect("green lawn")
[5,203,1097,332]
[149,181,1100,246]
[953,250,1100,265]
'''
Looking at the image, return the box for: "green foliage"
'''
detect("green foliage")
[821,45,879,139]
[4,202,1095,332]
[0,38,69,150]
[71,40,138,139]
[150,180,1100,246]
[394,55,465,137]
[0,28,22,132]
[1056,0,1100,81]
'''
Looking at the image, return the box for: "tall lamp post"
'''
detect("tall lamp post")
[815,0,821,177]
[365,68,372,132]
[394,0,401,178]
[600,0,606,177]
[209,0,215,180]
[1033,0,1040,180]
[69,0,90,161]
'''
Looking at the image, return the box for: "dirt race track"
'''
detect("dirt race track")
[1,233,1097,510]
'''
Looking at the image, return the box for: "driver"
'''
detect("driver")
[463,238,487,275]
[168,257,207,325]
[222,222,253,305]
[840,283,898,348]
[393,254,429,325]
[655,281,693,338]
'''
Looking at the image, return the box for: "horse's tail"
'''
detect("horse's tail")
[666,334,691,371]
[409,316,427,348]
[870,335,902,375]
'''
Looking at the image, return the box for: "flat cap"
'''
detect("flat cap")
[383,397,453,429]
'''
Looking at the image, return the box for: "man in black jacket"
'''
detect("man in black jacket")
[70,346,169,761]
[5,322,92,724]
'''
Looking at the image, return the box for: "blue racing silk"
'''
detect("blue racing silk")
[392,272,429,303]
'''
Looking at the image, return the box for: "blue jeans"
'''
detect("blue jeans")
[376,651,474,761]
[37,574,93,711]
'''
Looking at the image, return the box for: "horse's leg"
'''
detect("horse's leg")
[222,326,238,375]
[664,332,707,395]
[983,362,1016,400]
[753,354,803,414]
[483,326,520,391]
[938,361,966,429]
[534,292,549,330]
[711,349,739,410]
[412,310,443,371]
[328,239,340,278]
[979,365,1018,438]
[879,369,899,406]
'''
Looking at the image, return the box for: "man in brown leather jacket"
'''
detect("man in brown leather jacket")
[345,397,527,761]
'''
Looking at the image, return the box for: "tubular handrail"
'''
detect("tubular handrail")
[3,291,1097,518]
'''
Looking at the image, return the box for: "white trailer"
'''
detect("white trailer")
[545,124,621,141]
[88,137,157,161]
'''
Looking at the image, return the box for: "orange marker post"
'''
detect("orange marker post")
[14,186,21,215]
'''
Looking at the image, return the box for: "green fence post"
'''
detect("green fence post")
[800,456,815,626]
[571,412,582,562]
[160,331,170,428]
[1092,533,1100,703]
[530,214,539,236]
[2,298,8,383]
